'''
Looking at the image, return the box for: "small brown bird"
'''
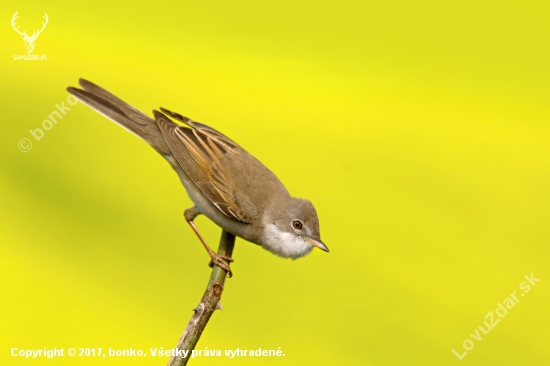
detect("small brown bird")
[67,79,328,276]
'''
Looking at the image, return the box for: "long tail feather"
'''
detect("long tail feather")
[67,79,171,155]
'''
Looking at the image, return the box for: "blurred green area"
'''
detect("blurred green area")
[1,1,549,365]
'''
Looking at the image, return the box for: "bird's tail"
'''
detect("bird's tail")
[67,79,171,155]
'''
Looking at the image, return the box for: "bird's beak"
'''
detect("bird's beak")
[306,237,329,252]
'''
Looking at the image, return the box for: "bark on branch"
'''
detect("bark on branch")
[168,230,236,366]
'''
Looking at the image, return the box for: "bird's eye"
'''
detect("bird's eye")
[292,220,303,230]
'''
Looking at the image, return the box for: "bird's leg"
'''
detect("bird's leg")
[184,206,234,277]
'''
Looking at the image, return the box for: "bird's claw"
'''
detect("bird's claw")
[208,255,234,277]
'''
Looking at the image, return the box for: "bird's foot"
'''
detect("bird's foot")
[208,254,234,277]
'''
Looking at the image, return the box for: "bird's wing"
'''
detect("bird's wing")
[154,109,258,223]
[68,79,267,224]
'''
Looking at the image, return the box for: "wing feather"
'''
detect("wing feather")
[154,110,255,223]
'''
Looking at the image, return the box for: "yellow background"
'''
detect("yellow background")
[1,1,549,365]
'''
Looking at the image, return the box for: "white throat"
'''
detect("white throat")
[261,224,313,259]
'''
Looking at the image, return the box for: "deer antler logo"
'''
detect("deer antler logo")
[11,11,49,54]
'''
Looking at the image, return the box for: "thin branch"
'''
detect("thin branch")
[168,230,236,366]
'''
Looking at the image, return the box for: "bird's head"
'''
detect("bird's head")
[261,198,329,258]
